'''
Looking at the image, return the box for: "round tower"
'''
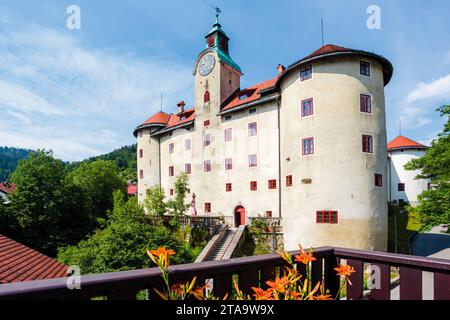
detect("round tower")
[277,45,393,251]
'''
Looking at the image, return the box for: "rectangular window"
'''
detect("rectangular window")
[248,122,257,137]
[427,183,432,190]
[268,179,277,190]
[316,211,338,224]
[169,166,174,177]
[204,120,210,127]
[225,158,233,170]
[139,149,143,158]
[139,131,143,138]
[248,154,257,167]
[204,133,211,147]
[362,135,373,153]
[169,143,174,154]
[300,64,312,81]
[360,61,371,76]
[170,189,174,196]
[265,211,273,218]
[207,36,214,47]
[250,181,257,191]
[185,139,191,151]
[225,128,232,142]
[139,170,144,179]
[226,183,232,192]
[185,163,191,175]
[224,115,232,121]
[204,160,211,172]
[286,175,293,187]
[302,137,314,155]
[248,108,257,115]
[375,174,382,187]
[301,98,314,117]
[204,202,211,213]
[398,183,405,192]
[360,94,372,113]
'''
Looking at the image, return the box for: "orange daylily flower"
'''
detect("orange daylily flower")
[294,250,316,265]
[266,276,290,293]
[252,287,274,300]
[312,293,334,300]
[147,247,176,268]
[149,247,176,258]
[334,264,356,277]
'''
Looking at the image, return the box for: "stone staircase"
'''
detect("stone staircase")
[205,228,237,261]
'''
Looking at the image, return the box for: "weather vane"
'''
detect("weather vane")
[211,6,222,24]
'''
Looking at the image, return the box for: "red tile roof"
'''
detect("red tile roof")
[387,135,427,151]
[165,108,195,129]
[0,182,15,194]
[0,234,68,284]
[221,77,278,112]
[303,44,352,60]
[127,183,137,195]
[142,111,171,125]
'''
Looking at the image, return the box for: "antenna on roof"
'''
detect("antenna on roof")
[399,117,403,136]
[160,93,163,112]
[321,18,324,46]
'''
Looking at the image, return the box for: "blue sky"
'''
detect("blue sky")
[0,0,449,161]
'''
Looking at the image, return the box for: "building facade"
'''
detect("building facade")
[134,20,393,251]
[387,135,429,206]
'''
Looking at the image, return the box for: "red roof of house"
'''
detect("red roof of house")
[127,183,137,195]
[221,77,278,112]
[165,108,195,130]
[387,135,427,151]
[0,182,16,194]
[0,234,68,284]
[142,111,171,125]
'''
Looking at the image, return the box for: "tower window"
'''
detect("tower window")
[204,91,210,103]
[249,154,257,167]
[302,137,314,155]
[207,35,214,47]
[286,175,293,187]
[375,174,382,187]
[301,98,314,117]
[185,139,191,151]
[248,108,257,115]
[185,163,192,175]
[220,36,229,52]
[169,143,174,154]
[250,181,258,191]
[225,128,232,142]
[360,94,372,113]
[360,61,371,76]
[265,211,273,218]
[248,122,257,137]
[204,133,211,147]
[268,179,277,190]
[225,158,233,170]
[204,160,211,172]
[300,65,312,81]
[169,166,174,177]
[204,202,211,213]
[362,135,373,153]
[139,149,143,158]
[224,115,232,121]
[226,183,232,192]
[316,211,338,224]
[139,170,144,179]
[170,189,174,196]
[204,119,210,127]
[398,183,405,192]
[138,131,143,138]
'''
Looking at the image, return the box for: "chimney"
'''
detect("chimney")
[277,64,286,74]
[177,101,185,114]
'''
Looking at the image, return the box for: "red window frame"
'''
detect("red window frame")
[301,98,314,117]
[226,183,232,192]
[139,170,144,179]
[207,36,214,47]
[286,175,293,187]
[224,128,232,142]
[300,64,312,81]
[268,179,277,190]
[302,137,314,155]
[169,166,174,177]
[204,120,211,127]
[248,154,257,167]
[398,183,405,192]
[204,202,211,213]
[362,135,373,153]
[248,122,257,137]
[375,174,382,187]
[225,158,233,170]
[139,149,143,158]
[204,133,211,147]
[204,91,210,103]
[204,160,211,172]
[185,163,191,175]
[316,211,338,224]
[220,37,228,52]
[360,94,372,113]
[250,181,258,191]
[265,211,273,218]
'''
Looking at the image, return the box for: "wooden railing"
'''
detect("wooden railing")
[0,247,449,300]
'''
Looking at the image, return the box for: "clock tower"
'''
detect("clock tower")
[193,14,242,124]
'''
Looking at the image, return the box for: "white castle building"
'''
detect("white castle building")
[387,135,430,206]
[134,19,394,251]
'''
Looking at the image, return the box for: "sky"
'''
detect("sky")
[0,0,449,161]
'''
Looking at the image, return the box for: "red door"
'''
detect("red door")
[234,206,246,227]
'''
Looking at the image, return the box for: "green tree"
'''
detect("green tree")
[166,173,190,217]
[144,185,167,217]
[7,150,89,255]
[68,160,126,222]
[405,105,450,231]
[58,191,197,274]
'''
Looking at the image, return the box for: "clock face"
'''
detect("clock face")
[198,54,216,76]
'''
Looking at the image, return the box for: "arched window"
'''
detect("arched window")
[204,90,210,103]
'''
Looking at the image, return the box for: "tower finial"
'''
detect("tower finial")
[211,6,222,26]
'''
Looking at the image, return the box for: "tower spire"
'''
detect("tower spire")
[212,6,222,26]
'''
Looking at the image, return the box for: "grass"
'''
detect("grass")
[388,204,423,254]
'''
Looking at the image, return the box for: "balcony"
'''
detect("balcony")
[0,247,449,300]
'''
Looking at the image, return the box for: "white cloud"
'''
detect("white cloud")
[0,15,193,161]
[406,74,450,104]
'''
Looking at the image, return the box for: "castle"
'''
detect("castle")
[134,18,394,251]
